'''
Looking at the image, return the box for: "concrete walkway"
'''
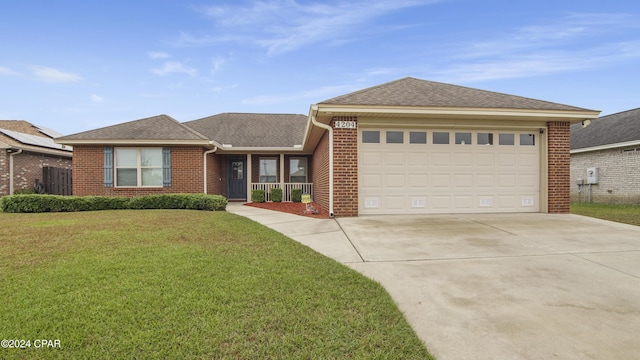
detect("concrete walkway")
[226,203,640,360]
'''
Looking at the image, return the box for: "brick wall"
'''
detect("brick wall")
[332,117,358,217]
[0,151,7,196]
[0,150,72,196]
[72,145,204,196]
[547,121,571,213]
[311,130,330,213]
[570,145,640,203]
[207,153,225,196]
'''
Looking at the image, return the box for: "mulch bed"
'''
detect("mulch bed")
[244,202,331,219]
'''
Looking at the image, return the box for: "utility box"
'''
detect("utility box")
[586,167,599,184]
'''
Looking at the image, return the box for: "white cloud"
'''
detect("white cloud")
[188,0,441,55]
[31,66,82,83]
[148,51,171,59]
[424,13,640,82]
[151,61,198,77]
[0,66,20,76]
[210,57,226,74]
[90,94,104,103]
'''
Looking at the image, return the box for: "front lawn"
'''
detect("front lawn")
[0,210,432,359]
[571,202,640,226]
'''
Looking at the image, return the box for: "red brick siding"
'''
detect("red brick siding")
[0,151,72,196]
[547,121,571,213]
[0,151,8,196]
[311,130,330,213]
[72,145,204,196]
[332,116,358,217]
[207,153,225,196]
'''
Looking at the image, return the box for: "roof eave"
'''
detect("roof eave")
[55,139,214,148]
[314,104,600,123]
[571,140,640,154]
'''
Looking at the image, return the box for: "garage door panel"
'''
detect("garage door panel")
[431,195,451,209]
[497,174,516,187]
[407,152,428,167]
[361,174,382,189]
[453,153,473,166]
[476,153,495,166]
[385,151,406,166]
[361,151,383,166]
[477,174,495,187]
[409,174,428,188]
[386,174,405,187]
[454,195,473,209]
[385,196,405,210]
[497,153,516,166]
[431,152,451,166]
[359,129,540,214]
[432,174,452,188]
[454,174,473,188]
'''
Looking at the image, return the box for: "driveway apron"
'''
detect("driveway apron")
[227,204,640,360]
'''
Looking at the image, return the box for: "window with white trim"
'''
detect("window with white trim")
[259,157,277,183]
[115,148,163,187]
[290,158,307,183]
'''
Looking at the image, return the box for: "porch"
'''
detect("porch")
[251,182,314,202]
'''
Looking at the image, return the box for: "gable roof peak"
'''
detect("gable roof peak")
[57,114,209,143]
[319,76,595,112]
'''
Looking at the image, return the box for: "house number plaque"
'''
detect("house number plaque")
[334,121,357,129]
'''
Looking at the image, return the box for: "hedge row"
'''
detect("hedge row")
[0,194,228,213]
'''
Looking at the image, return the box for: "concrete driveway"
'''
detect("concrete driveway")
[227,205,640,360]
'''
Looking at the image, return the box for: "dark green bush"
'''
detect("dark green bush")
[13,188,37,195]
[270,188,283,202]
[291,188,302,203]
[252,189,265,203]
[0,194,227,213]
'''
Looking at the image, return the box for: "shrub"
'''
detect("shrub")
[13,188,37,195]
[0,194,227,213]
[270,188,283,202]
[252,189,265,203]
[291,188,302,203]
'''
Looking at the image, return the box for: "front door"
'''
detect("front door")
[227,158,247,200]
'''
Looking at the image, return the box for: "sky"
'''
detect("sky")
[1,0,639,135]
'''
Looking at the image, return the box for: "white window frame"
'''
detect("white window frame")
[259,157,278,183]
[115,147,163,187]
[290,157,308,183]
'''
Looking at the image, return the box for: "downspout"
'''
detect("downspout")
[9,148,23,195]
[203,144,218,194]
[310,104,334,217]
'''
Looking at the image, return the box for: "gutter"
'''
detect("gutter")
[203,143,218,194]
[8,148,23,195]
[310,104,334,218]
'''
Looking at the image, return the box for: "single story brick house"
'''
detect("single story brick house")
[1,120,73,196]
[570,108,640,204]
[56,77,599,216]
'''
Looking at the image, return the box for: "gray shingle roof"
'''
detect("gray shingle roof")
[57,114,209,141]
[320,77,594,112]
[571,108,640,150]
[184,113,308,148]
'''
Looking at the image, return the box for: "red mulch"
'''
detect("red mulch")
[244,202,331,219]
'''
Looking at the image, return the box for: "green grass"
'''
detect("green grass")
[571,202,640,226]
[0,210,432,359]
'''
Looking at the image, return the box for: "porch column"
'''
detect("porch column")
[246,153,252,203]
[279,153,285,191]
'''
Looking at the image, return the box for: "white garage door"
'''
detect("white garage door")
[359,129,540,214]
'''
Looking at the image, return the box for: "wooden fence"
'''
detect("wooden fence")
[41,167,72,196]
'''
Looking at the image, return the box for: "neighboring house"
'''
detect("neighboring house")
[0,120,73,196]
[56,77,599,217]
[570,108,640,204]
